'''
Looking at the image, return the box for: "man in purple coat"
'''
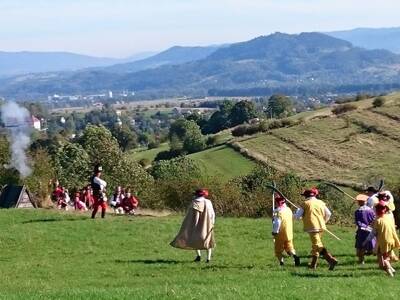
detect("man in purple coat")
[354,194,376,264]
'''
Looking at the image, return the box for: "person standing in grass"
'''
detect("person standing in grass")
[90,164,107,219]
[170,189,215,263]
[272,193,300,266]
[354,194,376,264]
[364,200,400,277]
[294,189,338,270]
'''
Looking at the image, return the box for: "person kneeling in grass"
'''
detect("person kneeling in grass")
[272,193,300,266]
[364,200,400,277]
[170,189,215,263]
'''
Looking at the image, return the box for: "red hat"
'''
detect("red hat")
[301,189,316,198]
[274,193,285,202]
[311,187,319,196]
[195,189,209,197]
[377,192,389,201]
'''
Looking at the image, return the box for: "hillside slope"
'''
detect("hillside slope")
[232,94,400,187]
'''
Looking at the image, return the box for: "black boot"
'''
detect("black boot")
[101,210,106,218]
[194,256,201,262]
[293,255,301,267]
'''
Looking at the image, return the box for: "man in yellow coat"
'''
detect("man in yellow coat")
[295,189,338,270]
[364,200,400,277]
[272,193,300,266]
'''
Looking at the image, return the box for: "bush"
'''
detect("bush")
[372,96,386,108]
[138,158,150,167]
[332,103,357,115]
[232,125,250,137]
[151,156,202,181]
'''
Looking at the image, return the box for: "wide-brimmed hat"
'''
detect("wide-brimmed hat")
[355,194,369,202]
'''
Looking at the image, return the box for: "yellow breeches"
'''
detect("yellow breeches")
[274,237,295,259]
[309,232,324,256]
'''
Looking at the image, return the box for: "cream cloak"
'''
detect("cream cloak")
[170,197,215,250]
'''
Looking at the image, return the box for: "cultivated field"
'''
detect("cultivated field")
[188,145,256,181]
[1,210,400,300]
[236,95,400,187]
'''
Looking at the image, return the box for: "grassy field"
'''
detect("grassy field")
[235,94,400,186]
[130,143,170,162]
[188,145,256,181]
[1,209,400,299]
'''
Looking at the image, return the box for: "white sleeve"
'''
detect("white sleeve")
[94,177,107,190]
[272,215,282,234]
[294,208,304,219]
[324,207,332,223]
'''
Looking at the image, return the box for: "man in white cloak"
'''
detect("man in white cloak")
[170,189,215,263]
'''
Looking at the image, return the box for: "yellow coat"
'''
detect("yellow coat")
[276,206,293,241]
[302,198,327,232]
[373,214,400,254]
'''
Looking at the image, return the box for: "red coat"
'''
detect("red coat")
[122,196,139,212]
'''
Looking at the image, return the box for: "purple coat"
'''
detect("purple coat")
[354,205,376,251]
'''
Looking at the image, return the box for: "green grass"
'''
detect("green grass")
[1,209,400,299]
[130,143,169,162]
[188,145,256,181]
[235,95,400,186]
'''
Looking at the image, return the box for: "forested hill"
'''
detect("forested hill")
[2,32,400,99]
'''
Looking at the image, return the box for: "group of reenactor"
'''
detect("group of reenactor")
[170,184,400,276]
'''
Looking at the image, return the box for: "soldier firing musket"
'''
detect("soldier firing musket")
[91,164,107,219]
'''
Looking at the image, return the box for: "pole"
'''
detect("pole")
[324,228,341,241]
[272,181,276,217]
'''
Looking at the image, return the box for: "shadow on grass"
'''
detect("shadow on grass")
[22,217,88,224]
[290,270,379,278]
[114,259,186,265]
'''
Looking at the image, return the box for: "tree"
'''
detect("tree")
[111,124,138,151]
[201,100,235,134]
[151,156,202,180]
[267,94,294,118]
[79,125,122,180]
[53,142,91,190]
[168,119,205,153]
[24,149,56,206]
[373,96,386,108]
[228,100,257,126]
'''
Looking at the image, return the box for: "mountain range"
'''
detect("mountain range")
[326,27,400,54]
[2,31,400,99]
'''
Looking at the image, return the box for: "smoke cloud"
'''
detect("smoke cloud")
[1,102,32,178]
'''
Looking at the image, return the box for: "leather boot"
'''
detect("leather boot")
[101,209,106,218]
[321,248,338,270]
[308,256,318,269]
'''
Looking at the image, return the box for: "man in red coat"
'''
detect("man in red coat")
[122,190,139,215]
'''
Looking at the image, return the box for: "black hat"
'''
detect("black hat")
[94,164,103,172]
[365,186,378,193]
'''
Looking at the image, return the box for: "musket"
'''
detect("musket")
[322,181,355,201]
[265,184,300,209]
[265,184,342,241]
[377,179,385,192]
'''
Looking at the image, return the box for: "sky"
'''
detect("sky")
[0,0,399,58]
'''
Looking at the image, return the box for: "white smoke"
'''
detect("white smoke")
[1,102,32,178]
